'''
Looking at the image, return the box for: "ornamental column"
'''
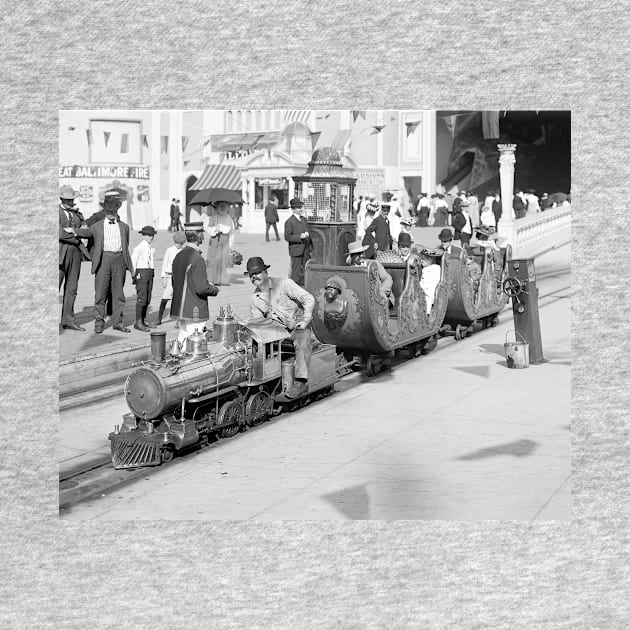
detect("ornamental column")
[498,143,517,247]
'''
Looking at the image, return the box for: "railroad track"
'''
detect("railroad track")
[59,456,151,513]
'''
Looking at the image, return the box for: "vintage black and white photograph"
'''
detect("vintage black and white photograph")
[58,109,571,520]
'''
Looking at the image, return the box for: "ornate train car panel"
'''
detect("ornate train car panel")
[305,254,449,357]
[443,245,512,329]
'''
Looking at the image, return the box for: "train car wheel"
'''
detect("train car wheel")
[246,392,271,427]
[217,400,242,438]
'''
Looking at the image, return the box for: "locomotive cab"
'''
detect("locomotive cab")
[246,322,290,383]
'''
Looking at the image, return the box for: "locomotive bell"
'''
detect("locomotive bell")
[213,305,238,344]
[185,328,208,357]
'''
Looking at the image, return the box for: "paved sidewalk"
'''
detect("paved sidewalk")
[60,245,571,521]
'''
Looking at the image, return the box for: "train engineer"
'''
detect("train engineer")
[245,256,315,400]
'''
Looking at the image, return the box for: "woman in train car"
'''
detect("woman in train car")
[418,248,443,314]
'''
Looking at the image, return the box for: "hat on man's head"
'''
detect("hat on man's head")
[59,185,79,200]
[172,231,186,244]
[184,221,204,232]
[101,190,123,210]
[347,240,369,256]
[139,226,157,236]
[438,228,454,242]
[398,232,412,247]
[289,198,304,209]
[244,256,271,276]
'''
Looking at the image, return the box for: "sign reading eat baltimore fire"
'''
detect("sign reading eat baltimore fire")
[59,165,150,179]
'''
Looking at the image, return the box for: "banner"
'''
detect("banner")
[59,165,150,179]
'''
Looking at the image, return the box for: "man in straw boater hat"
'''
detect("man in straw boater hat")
[346,240,394,306]
[170,222,220,352]
[245,256,315,399]
[66,190,134,333]
[59,185,90,331]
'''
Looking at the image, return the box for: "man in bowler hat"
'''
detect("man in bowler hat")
[245,256,315,399]
[59,185,90,331]
[284,198,312,286]
[68,191,134,333]
[131,225,158,332]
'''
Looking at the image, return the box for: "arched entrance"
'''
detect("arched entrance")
[185,175,198,223]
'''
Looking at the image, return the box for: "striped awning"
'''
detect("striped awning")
[189,164,242,191]
[283,110,311,124]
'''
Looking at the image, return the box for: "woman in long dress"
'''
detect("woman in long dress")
[205,201,233,285]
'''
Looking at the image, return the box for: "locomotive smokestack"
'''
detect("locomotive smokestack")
[150,331,167,363]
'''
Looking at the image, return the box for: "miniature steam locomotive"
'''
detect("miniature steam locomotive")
[109,307,342,469]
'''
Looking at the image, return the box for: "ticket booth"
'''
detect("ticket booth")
[293,147,357,267]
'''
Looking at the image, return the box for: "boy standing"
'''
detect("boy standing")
[132,226,157,332]
[158,231,186,325]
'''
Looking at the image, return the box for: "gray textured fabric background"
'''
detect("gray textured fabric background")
[1,1,628,627]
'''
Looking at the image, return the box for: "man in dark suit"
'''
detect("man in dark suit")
[284,198,312,286]
[364,203,393,252]
[59,185,90,331]
[491,191,502,228]
[170,222,219,351]
[264,195,280,241]
[69,191,134,333]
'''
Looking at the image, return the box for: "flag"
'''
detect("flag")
[405,121,420,137]
[120,133,129,153]
[161,136,169,154]
[482,111,500,139]
[311,131,321,149]
[103,131,110,147]
[370,125,385,135]
[141,134,148,148]
[352,110,366,122]
[86,129,92,145]
[181,136,190,152]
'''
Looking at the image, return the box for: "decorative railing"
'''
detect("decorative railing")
[511,207,571,258]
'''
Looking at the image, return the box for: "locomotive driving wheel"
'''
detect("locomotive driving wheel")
[217,400,242,438]
[245,391,271,427]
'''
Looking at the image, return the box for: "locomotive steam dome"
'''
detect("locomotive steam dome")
[125,367,167,420]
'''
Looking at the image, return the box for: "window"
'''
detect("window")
[90,119,142,164]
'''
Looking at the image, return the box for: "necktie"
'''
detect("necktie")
[108,219,116,225]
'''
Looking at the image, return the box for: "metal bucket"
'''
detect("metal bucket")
[504,331,529,369]
[281,359,295,391]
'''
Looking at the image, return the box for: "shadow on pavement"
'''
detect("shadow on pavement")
[455,438,538,461]
[478,343,506,357]
[452,365,492,379]
[322,483,371,519]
